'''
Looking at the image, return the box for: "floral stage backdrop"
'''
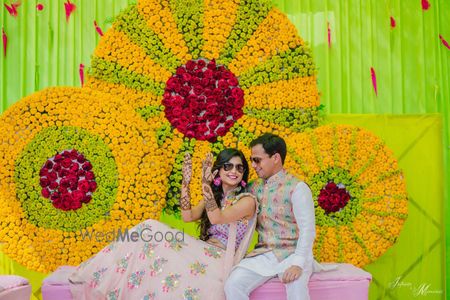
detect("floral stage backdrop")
[0,0,448,299]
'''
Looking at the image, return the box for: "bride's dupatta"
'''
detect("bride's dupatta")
[222,195,258,279]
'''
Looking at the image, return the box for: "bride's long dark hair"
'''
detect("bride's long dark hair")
[198,148,249,241]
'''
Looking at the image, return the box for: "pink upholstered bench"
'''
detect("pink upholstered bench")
[250,263,372,300]
[0,275,32,300]
[42,265,76,300]
[43,263,371,300]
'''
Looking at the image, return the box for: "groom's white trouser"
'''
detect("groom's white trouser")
[224,252,312,300]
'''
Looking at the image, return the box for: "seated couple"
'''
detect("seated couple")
[70,133,316,300]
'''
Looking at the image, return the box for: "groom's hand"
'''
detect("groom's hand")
[281,265,303,283]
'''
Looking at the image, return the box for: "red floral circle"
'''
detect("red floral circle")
[318,182,351,213]
[162,59,244,142]
[39,149,97,211]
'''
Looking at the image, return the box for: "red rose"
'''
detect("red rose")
[85,171,95,180]
[227,77,239,86]
[40,177,50,188]
[69,163,78,172]
[89,181,97,193]
[234,97,244,107]
[82,162,92,171]
[79,180,90,193]
[194,69,204,78]
[166,77,180,90]
[207,60,216,70]
[221,70,232,79]
[45,161,53,169]
[216,126,228,136]
[197,124,208,133]
[54,154,63,162]
[327,182,337,191]
[67,175,78,189]
[212,88,222,97]
[60,178,70,188]
[190,105,201,115]
[197,95,206,103]
[197,59,206,69]
[231,109,243,119]
[204,89,213,97]
[51,192,60,201]
[77,155,86,165]
[69,149,78,159]
[224,119,235,128]
[191,77,201,86]
[208,119,219,130]
[39,168,49,176]
[218,79,228,90]
[200,78,209,88]
[186,60,196,71]
[41,188,50,198]
[204,69,213,79]
[205,133,216,141]
[193,85,204,95]
[60,169,69,177]
[176,66,186,75]
[72,190,84,203]
[187,94,198,103]
[181,72,192,82]
[185,131,195,138]
[71,200,82,210]
[82,194,92,203]
[61,191,72,202]
[77,170,86,177]
[172,107,183,117]
[53,163,62,172]
[231,87,244,99]
[49,181,58,190]
[179,86,191,97]
[47,171,57,181]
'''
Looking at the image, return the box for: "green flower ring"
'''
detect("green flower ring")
[309,167,363,227]
[15,126,118,231]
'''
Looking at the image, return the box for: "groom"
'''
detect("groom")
[224,133,316,300]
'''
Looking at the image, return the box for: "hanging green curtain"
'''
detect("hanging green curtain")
[0,1,448,299]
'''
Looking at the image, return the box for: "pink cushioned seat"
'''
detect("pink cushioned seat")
[250,263,372,300]
[42,266,77,300]
[0,275,32,300]
[43,263,371,300]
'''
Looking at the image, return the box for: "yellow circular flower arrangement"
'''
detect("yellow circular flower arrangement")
[85,0,321,213]
[284,124,408,267]
[0,87,168,272]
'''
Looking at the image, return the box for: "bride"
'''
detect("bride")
[69,148,257,300]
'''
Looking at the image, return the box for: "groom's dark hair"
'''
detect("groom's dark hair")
[250,133,287,164]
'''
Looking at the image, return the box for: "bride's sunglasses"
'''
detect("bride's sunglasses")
[222,162,245,174]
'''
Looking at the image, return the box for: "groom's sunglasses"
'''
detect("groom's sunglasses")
[222,162,245,174]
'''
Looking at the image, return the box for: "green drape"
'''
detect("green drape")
[1,1,448,299]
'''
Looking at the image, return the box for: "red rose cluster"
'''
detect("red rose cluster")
[40,149,97,211]
[318,182,351,213]
[163,59,244,142]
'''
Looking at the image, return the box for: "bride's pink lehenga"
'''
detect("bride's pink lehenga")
[69,193,257,300]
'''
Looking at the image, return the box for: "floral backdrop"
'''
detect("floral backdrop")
[0,0,408,277]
